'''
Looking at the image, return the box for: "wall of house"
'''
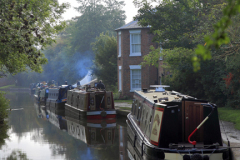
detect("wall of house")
[117,28,158,97]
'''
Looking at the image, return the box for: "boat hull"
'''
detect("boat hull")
[127,113,230,160]
[65,103,116,120]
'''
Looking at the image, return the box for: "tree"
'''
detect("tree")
[0,0,69,75]
[92,33,117,90]
[193,0,240,71]
[134,0,240,107]
[14,0,126,86]
[68,0,126,53]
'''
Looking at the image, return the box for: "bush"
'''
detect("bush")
[0,91,9,120]
[0,91,10,147]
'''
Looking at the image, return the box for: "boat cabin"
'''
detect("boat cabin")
[65,88,116,119]
[46,85,72,110]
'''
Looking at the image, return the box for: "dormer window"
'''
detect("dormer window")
[129,30,141,56]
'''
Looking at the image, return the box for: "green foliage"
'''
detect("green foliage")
[12,0,126,86]
[0,91,10,147]
[113,91,121,100]
[0,84,15,89]
[136,0,240,108]
[142,46,161,67]
[0,0,69,75]
[193,0,240,71]
[0,92,9,119]
[218,107,240,130]
[92,33,118,90]
[161,48,227,107]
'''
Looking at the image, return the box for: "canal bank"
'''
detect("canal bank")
[114,102,131,116]
[0,87,30,92]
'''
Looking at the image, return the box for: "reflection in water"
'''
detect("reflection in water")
[0,92,129,160]
[4,149,30,160]
[66,116,116,147]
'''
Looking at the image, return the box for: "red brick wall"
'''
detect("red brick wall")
[117,28,158,98]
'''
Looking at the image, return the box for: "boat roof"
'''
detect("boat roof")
[134,90,197,105]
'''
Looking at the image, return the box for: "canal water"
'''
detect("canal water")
[0,92,129,160]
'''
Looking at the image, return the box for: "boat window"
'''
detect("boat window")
[141,109,144,122]
[138,104,142,119]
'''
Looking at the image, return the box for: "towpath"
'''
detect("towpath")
[220,121,240,160]
[115,102,240,160]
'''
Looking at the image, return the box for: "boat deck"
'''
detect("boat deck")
[135,90,183,103]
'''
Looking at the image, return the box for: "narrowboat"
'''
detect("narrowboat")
[46,85,72,110]
[127,85,231,160]
[66,115,116,146]
[65,87,116,120]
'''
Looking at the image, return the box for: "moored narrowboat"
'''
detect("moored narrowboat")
[127,85,231,160]
[46,85,72,110]
[65,87,116,120]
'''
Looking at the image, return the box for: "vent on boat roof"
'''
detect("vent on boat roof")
[150,85,170,92]
[142,88,148,92]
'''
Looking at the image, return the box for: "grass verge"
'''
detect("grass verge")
[118,107,131,110]
[218,107,240,130]
[0,85,15,89]
[114,100,132,104]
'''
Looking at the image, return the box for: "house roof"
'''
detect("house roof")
[115,20,150,31]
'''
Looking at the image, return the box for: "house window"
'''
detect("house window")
[130,65,141,92]
[118,31,121,57]
[129,30,141,56]
[119,66,122,91]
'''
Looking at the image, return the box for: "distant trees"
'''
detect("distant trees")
[14,0,126,86]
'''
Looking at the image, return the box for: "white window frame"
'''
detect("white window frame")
[129,30,141,56]
[129,65,141,92]
[119,66,122,91]
[118,31,121,57]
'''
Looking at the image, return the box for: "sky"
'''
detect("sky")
[58,0,139,24]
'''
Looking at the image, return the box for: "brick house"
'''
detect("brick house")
[115,21,164,97]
